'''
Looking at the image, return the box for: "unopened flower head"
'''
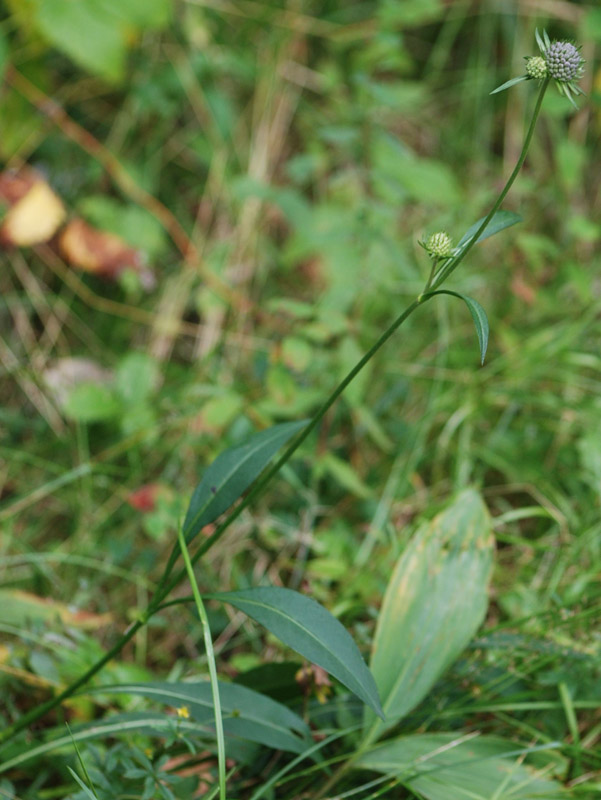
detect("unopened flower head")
[525,56,547,80]
[425,232,453,259]
[543,41,583,82]
[536,28,585,107]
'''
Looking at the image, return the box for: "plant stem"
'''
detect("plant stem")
[430,78,549,290]
[423,256,441,292]
[155,297,424,595]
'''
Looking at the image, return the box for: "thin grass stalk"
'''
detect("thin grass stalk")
[178,528,227,800]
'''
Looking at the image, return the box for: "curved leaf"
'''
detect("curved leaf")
[364,490,494,742]
[357,732,565,800]
[209,587,384,719]
[183,420,307,543]
[86,680,312,754]
[423,290,489,364]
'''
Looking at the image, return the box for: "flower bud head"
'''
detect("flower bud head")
[544,41,583,82]
[526,56,547,80]
[425,232,453,259]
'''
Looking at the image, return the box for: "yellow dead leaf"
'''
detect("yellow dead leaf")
[1,178,66,246]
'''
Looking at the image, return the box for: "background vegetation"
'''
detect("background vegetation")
[1,0,601,797]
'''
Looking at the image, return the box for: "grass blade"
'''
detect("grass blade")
[178,527,227,800]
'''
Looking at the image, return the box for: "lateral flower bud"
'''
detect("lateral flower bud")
[424,231,453,259]
[525,56,547,80]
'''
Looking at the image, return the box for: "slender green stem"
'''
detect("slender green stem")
[154,595,194,612]
[423,256,441,292]
[156,298,423,597]
[178,528,227,800]
[430,78,549,291]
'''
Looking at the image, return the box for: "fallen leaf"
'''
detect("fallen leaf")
[0,589,112,629]
[0,169,66,246]
[59,217,141,278]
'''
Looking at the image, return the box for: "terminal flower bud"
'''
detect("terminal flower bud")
[424,231,453,259]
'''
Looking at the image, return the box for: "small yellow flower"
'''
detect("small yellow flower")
[176,705,190,719]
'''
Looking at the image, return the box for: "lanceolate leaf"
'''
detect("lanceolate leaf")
[423,290,489,364]
[357,733,565,800]
[455,210,522,252]
[183,420,307,543]
[209,587,384,719]
[364,490,494,743]
[490,75,528,95]
[85,680,312,754]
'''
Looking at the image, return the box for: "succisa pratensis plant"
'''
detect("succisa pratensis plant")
[1,30,586,800]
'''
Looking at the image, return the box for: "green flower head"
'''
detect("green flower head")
[525,56,547,80]
[422,231,453,259]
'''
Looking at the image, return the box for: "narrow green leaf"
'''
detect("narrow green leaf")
[423,290,489,364]
[183,421,307,543]
[364,490,494,742]
[87,680,312,754]
[178,528,227,800]
[456,210,522,251]
[209,587,384,719]
[535,28,551,53]
[490,75,528,95]
[67,767,98,800]
[357,733,565,800]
